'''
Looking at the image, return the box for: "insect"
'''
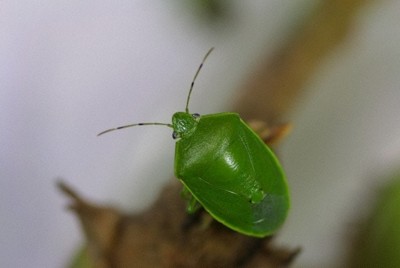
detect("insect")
[98,48,290,237]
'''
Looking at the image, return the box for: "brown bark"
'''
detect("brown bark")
[60,172,299,267]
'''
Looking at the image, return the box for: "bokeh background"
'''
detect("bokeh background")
[2,1,400,267]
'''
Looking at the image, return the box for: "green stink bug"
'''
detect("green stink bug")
[98,48,290,237]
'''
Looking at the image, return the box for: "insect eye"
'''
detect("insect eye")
[172,131,179,139]
[192,113,200,118]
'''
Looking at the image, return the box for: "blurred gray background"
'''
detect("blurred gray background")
[1,1,400,267]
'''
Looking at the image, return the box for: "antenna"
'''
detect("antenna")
[185,47,214,113]
[98,48,214,136]
[97,122,172,136]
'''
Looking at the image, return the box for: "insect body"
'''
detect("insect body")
[99,48,290,237]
